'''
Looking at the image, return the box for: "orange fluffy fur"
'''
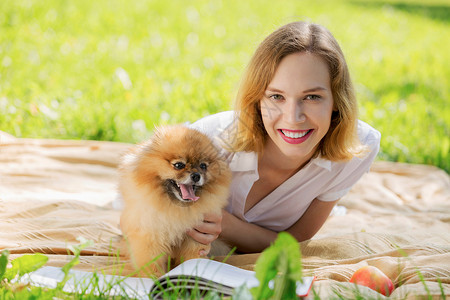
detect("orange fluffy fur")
[118,126,231,277]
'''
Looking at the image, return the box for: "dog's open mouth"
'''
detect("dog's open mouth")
[168,180,200,202]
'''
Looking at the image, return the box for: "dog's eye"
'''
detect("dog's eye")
[173,162,185,170]
[199,163,207,171]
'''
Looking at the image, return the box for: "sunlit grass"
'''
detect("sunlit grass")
[1,0,449,172]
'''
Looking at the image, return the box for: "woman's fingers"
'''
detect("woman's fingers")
[187,228,217,245]
[186,212,223,245]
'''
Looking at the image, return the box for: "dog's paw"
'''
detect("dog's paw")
[199,249,209,257]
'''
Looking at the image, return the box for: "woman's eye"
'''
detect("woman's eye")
[305,94,321,100]
[199,163,207,170]
[173,162,185,170]
[269,94,284,101]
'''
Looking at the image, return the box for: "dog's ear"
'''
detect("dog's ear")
[151,126,168,147]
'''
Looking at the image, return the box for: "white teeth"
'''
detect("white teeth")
[281,130,309,138]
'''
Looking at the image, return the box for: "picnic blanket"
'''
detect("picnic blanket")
[1,130,449,299]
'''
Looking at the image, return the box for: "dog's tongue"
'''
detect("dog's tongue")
[179,184,200,201]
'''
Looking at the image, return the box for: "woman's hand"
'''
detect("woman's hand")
[187,212,223,255]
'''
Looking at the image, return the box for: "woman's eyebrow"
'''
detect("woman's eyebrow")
[266,86,328,93]
[302,86,328,93]
[266,87,284,93]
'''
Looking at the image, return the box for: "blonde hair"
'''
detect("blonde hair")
[229,21,364,161]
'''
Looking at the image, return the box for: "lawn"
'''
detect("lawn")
[0,0,449,172]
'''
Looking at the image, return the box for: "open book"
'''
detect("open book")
[23,258,315,298]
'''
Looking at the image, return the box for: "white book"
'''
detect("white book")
[22,258,315,298]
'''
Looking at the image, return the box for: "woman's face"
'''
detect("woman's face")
[260,52,334,164]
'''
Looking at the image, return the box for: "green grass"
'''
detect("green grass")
[1,0,449,173]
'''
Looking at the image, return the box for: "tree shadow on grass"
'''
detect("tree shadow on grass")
[350,1,450,23]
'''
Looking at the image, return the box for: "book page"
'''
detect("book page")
[22,266,154,299]
[161,258,314,297]
[163,258,259,289]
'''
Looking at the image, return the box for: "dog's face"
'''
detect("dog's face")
[162,156,211,204]
[133,126,228,206]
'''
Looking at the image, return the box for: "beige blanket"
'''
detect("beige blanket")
[1,131,449,299]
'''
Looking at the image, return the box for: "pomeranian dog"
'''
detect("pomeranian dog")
[118,125,231,276]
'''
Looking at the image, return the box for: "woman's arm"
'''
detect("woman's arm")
[220,210,278,253]
[286,198,339,241]
[186,211,278,254]
[220,198,339,252]
[188,198,339,253]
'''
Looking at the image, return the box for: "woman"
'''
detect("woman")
[188,21,380,254]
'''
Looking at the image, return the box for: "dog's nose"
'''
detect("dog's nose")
[191,172,201,183]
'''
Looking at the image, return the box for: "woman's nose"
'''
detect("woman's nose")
[284,101,306,124]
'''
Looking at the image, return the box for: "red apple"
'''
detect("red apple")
[350,265,395,296]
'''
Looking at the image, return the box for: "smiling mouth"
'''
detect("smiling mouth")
[168,179,200,202]
[281,129,311,138]
[278,129,313,144]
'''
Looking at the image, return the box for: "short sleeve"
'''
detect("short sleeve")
[189,111,234,139]
[188,111,236,162]
[317,121,381,202]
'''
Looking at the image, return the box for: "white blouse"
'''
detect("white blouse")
[190,111,381,232]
